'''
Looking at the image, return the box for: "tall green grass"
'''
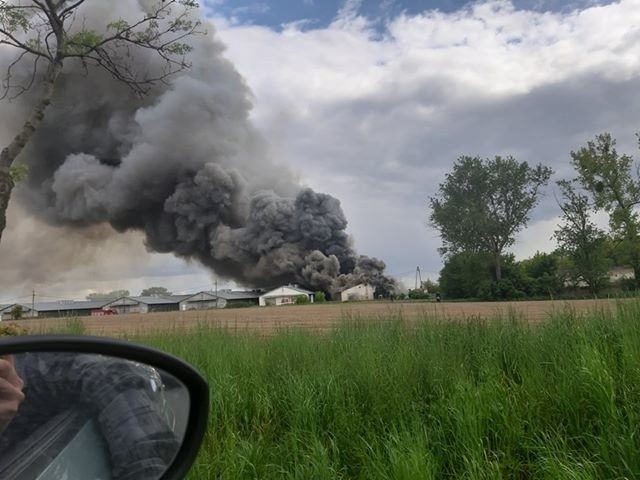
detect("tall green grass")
[133,301,640,479]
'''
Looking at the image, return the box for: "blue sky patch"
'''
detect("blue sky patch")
[202,0,615,30]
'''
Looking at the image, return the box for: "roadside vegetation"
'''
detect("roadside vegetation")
[131,300,640,479]
[426,133,640,302]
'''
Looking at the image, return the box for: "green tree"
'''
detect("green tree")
[554,180,610,295]
[570,133,640,287]
[10,305,23,320]
[429,156,552,281]
[314,291,327,303]
[518,251,563,296]
[86,290,129,301]
[439,251,494,299]
[0,0,202,243]
[140,287,173,297]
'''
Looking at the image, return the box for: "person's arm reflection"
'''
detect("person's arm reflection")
[0,356,24,433]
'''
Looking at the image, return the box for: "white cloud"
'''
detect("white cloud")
[208,0,640,278]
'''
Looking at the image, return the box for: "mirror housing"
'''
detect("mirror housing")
[0,335,209,480]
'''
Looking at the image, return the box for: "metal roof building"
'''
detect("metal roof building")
[104,295,191,315]
[179,290,261,311]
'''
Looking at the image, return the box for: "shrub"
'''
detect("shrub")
[314,291,327,303]
[0,323,28,336]
[224,302,257,309]
[295,295,311,305]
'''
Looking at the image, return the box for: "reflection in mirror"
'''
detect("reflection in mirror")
[0,352,190,480]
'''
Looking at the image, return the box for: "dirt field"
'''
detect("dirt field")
[15,298,619,336]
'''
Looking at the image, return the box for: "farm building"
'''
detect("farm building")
[104,295,191,314]
[0,304,36,320]
[180,290,261,311]
[608,266,635,283]
[259,285,314,306]
[0,305,12,321]
[10,300,112,318]
[567,266,636,288]
[340,284,375,302]
[0,304,21,321]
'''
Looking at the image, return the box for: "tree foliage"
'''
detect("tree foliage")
[519,251,564,297]
[140,286,172,297]
[439,251,494,299]
[314,291,327,303]
[554,180,610,294]
[10,304,23,320]
[86,289,129,301]
[0,0,201,98]
[295,295,311,305]
[429,156,552,280]
[570,133,640,287]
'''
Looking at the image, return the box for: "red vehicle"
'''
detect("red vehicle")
[90,309,118,317]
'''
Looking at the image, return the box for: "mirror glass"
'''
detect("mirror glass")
[0,352,190,480]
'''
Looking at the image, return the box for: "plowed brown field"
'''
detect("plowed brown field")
[16,298,619,336]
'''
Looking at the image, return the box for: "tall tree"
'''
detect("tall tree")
[0,0,201,242]
[429,156,552,280]
[570,133,640,287]
[553,180,609,294]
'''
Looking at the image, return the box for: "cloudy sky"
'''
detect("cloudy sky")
[2,0,640,302]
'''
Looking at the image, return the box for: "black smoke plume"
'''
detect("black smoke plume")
[2,0,396,297]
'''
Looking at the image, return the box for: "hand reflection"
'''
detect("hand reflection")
[0,356,24,433]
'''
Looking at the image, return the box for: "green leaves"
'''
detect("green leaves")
[8,162,28,183]
[554,180,610,294]
[64,29,103,55]
[0,4,31,34]
[429,156,553,279]
[570,133,640,286]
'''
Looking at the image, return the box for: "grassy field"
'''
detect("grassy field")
[118,300,640,479]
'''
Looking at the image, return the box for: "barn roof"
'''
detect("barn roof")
[260,285,314,298]
[181,290,261,302]
[31,300,111,312]
[128,295,192,305]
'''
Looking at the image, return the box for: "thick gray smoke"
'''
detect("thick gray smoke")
[2,0,396,297]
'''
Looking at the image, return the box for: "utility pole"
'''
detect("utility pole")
[31,290,35,318]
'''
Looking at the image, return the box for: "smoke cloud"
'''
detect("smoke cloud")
[1,0,395,297]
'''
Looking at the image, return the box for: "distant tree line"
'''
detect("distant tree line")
[86,287,173,301]
[428,133,640,300]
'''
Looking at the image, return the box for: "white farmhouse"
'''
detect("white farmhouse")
[259,285,314,306]
[340,284,375,302]
[608,266,635,283]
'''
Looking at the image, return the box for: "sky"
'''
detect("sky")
[2,0,640,302]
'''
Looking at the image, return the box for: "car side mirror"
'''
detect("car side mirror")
[0,335,209,480]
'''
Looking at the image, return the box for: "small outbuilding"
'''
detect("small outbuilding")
[259,285,314,306]
[340,284,375,302]
[0,304,21,321]
[1,304,36,320]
